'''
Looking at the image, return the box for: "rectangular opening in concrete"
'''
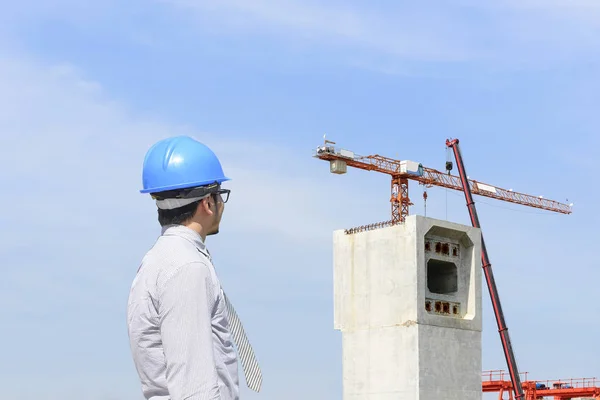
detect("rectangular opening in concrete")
[427,259,458,294]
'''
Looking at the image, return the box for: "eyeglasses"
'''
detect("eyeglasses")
[151,184,231,204]
[214,189,230,203]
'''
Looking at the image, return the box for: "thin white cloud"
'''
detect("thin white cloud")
[163,0,476,62]
[0,53,356,247]
[161,0,600,70]
[484,0,600,9]
[1,49,396,293]
[458,0,600,51]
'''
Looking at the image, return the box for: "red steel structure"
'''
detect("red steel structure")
[483,370,600,400]
[447,138,525,399]
[314,138,572,227]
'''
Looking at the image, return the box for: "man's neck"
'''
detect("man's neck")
[183,221,206,242]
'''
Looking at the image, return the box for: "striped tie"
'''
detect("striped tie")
[223,292,263,392]
[201,247,263,392]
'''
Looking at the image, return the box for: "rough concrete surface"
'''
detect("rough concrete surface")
[333,215,483,400]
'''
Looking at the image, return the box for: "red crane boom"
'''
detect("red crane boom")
[447,138,525,398]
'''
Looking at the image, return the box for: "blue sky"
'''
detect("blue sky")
[1,1,598,399]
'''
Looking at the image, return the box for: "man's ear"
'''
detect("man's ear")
[198,197,214,216]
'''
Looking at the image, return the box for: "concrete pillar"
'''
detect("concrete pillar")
[333,215,482,400]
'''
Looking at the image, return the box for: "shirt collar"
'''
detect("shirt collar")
[161,224,210,258]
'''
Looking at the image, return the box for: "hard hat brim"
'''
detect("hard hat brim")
[140,176,231,194]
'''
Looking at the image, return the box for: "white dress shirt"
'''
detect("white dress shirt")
[127,224,239,400]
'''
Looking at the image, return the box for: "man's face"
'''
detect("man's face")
[206,191,226,236]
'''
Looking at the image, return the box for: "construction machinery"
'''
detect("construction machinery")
[314,138,572,229]
[314,137,573,400]
[483,370,600,399]
[447,138,524,398]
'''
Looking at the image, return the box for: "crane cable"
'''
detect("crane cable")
[445,145,454,220]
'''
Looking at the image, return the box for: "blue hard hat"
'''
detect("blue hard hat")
[140,135,230,194]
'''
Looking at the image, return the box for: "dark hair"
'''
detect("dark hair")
[157,199,203,227]
[152,185,221,227]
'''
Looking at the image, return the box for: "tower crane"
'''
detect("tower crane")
[314,137,573,400]
[314,138,572,227]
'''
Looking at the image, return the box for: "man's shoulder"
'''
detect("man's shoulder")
[140,235,214,286]
[150,234,209,262]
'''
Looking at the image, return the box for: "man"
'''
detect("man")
[127,135,262,400]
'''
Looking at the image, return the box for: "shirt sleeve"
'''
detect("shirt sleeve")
[158,261,221,400]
